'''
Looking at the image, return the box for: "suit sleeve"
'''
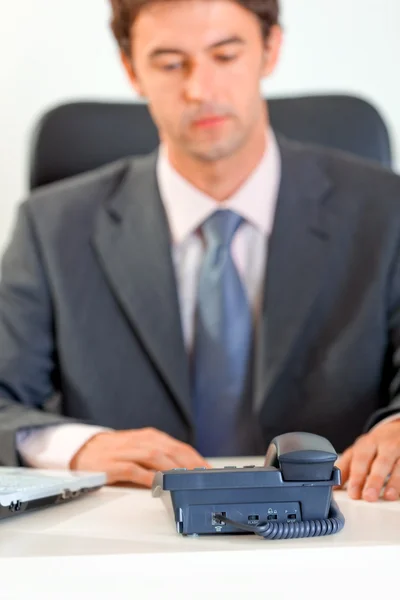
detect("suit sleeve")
[0,202,76,466]
[364,235,400,431]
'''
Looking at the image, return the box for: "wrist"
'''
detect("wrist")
[69,431,111,470]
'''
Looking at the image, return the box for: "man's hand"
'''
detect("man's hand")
[70,428,211,487]
[335,420,400,502]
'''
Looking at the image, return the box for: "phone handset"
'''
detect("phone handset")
[264,431,339,482]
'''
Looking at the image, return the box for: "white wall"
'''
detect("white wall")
[1,0,399,255]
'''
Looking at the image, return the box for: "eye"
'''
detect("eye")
[160,62,184,71]
[215,54,238,63]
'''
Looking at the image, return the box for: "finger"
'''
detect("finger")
[131,429,212,468]
[334,449,353,489]
[113,448,179,472]
[108,461,155,488]
[362,447,398,502]
[384,458,400,501]
[141,431,212,468]
[347,438,377,500]
[166,442,212,469]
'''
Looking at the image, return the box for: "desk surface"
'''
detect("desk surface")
[1,457,399,599]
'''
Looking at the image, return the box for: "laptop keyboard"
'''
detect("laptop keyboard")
[0,473,64,494]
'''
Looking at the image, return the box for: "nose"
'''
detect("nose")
[183,60,216,103]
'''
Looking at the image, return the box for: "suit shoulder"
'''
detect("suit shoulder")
[285,137,400,209]
[25,157,132,218]
[310,141,398,188]
[18,152,157,245]
[324,149,399,191]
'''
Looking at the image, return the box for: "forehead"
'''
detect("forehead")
[132,0,258,53]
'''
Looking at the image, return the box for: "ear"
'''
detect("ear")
[261,25,283,78]
[120,51,146,98]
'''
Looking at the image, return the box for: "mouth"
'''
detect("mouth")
[192,115,228,128]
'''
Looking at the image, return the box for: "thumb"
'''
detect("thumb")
[334,448,352,489]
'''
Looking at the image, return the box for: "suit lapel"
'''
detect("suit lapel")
[91,140,336,428]
[254,137,336,414]
[92,152,192,425]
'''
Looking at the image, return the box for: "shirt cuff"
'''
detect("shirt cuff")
[16,424,112,470]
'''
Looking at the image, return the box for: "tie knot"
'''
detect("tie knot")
[201,210,244,248]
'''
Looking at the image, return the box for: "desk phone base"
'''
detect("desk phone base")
[152,432,345,540]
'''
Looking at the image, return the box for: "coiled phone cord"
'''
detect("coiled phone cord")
[213,498,345,540]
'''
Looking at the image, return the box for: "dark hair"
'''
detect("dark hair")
[110,0,280,56]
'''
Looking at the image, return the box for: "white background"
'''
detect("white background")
[1,0,399,255]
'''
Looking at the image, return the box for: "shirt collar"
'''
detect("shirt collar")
[156,128,281,245]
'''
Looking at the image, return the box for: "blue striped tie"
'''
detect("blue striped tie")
[192,210,252,456]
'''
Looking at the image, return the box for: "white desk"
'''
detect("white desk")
[0,457,399,600]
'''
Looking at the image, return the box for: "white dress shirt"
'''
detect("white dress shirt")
[17,130,281,469]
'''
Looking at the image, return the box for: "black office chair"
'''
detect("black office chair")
[29,95,392,190]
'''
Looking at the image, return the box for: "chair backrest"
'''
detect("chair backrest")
[29,95,392,190]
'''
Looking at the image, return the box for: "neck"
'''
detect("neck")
[165,116,269,202]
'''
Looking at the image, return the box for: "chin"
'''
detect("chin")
[188,136,244,162]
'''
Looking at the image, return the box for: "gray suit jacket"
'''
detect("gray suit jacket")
[1,136,400,466]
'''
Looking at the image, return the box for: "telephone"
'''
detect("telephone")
[152,432,345,540]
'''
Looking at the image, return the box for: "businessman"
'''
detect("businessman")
[1,0,400,502]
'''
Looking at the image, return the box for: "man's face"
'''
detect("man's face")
[123,0,281,162]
